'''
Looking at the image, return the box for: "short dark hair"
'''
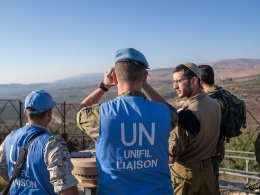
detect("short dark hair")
[173,64,197,79]
[115,61,146,83]
[26,107,50,120]
[198,64,215,85]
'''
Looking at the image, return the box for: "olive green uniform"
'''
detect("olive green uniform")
[170,91,221,195]
[206,85,226,194]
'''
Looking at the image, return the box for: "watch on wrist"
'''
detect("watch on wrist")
[98,82,109,92]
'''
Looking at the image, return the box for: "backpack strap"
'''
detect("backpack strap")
[2,130,45,195]
[209,87,227,112]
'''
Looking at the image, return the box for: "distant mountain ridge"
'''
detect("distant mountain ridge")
[54,73,103,85]
[0,58,259,101]
[208,58,260,68]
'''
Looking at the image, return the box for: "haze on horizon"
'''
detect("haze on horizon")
[0,0,259,84]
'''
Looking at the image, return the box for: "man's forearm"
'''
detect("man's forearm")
[81,80,111,107]
[81,88,107,107]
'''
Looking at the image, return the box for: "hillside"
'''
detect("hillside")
[1,59,259,193]
[0,73,103,102]
[0,58,259,103]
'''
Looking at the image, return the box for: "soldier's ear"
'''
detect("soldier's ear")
[191,77,199,85]
[142,71,148,83]
[113,70,118,85]
[200,79,204,85]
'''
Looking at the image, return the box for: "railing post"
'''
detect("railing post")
[245,159,249,183]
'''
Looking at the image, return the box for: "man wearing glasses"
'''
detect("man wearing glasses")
[170,63,221,195]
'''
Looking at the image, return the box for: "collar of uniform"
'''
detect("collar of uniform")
[182,91,206,108]
[26,122,47,130]
[205,85,221,95]
[119,91,147,99]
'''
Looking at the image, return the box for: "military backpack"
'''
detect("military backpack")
[209,86,247,142]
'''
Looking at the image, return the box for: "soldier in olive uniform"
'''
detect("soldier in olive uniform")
[0,90,78,195]
[170,63,221,195]
[198,64,226,194]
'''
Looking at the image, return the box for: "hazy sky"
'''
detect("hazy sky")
[0,0,259,84]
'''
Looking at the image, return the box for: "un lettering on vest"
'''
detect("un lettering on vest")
[116,122,159,170]
[9,145,38,189]
[13,177,38,189]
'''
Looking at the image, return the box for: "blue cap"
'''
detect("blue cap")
[115,48,149,69]
[24,90,54,113]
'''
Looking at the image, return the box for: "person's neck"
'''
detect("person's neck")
[27,119,48,129]
[202,84,214,93]
[187,87,201,99]
[117,82,142,95]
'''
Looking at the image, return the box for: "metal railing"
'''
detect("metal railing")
[219,150,260,193]
[0,100,93,151]
[220,150,259,182]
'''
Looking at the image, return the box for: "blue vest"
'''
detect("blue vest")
[96,95,173,195]
[5,125,56,195]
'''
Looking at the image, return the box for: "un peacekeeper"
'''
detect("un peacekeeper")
[198,64,226,193]
[170,63,221,195]
[77,48,178,195]
[0,90,78,195]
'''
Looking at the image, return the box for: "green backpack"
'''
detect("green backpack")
[209,86,247,142]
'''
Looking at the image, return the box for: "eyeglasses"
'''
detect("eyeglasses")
[172,78,189,86]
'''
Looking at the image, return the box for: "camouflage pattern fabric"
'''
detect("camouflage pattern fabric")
[0,135,9,174]
[44,134,78,193]
[0,133,78,193]
[120,91,147,98]
[77,104,100,141]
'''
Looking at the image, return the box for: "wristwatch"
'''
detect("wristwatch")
[98,82,109,92]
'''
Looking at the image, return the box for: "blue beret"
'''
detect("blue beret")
[115,48,149,69]
[25,90,55,113]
